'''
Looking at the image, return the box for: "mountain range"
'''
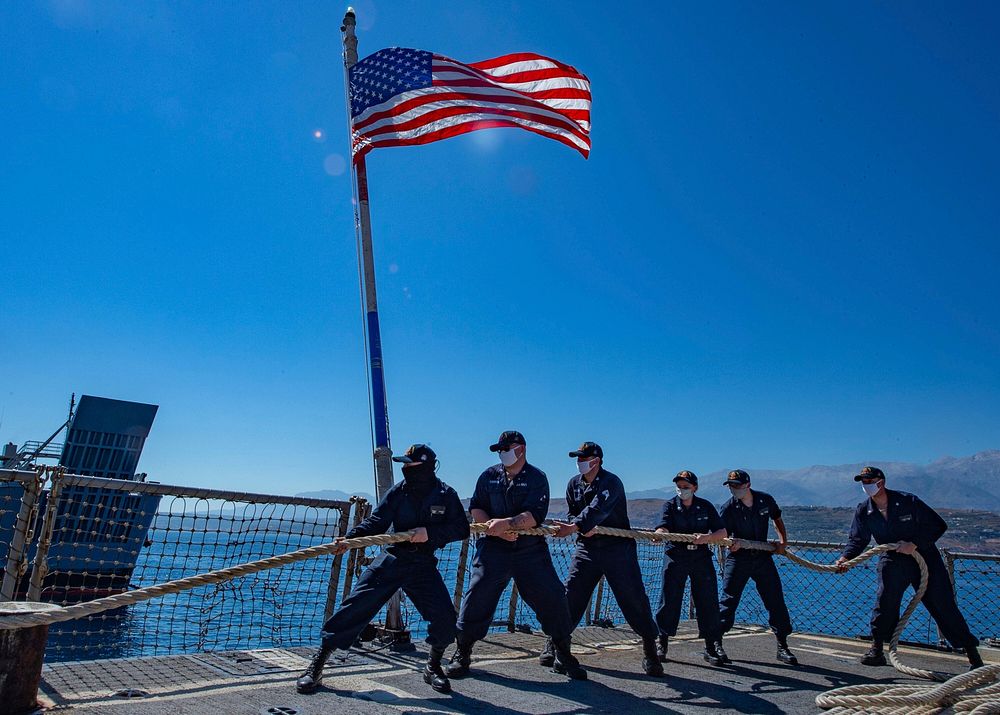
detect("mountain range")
[298,450,1000,513]
[628,450,1000,512]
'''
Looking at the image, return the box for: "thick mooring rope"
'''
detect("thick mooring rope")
[1,523,996,712]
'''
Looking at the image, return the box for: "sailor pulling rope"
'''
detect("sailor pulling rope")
[1,524,996,712]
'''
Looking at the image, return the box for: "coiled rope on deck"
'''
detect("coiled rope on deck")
[1,523,996,712]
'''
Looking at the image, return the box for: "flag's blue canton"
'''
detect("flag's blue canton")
[350,47,433,118]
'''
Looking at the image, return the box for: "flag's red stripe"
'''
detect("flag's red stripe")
[359,104,590,145]
[433,61,586,86]
[353,89,589,136]
[354,118,590,161]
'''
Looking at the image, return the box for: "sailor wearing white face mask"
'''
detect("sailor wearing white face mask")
[654,470,729,666]
[834,466,983,670]
[548,442,663,677]
[447,430,586,681]
[717,470,797,665]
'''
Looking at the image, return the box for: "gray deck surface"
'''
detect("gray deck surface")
[38,624,996,714]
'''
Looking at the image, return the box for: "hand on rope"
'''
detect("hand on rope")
[3,518,995,712]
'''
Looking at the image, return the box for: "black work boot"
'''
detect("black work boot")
[296,645,334,693]
[444,638,473,678]
[656,635,669,662]
[703,639,725,666]
[714,639,732,664]
[776,637,799,665]
[860,641,886,666]
[642,637,665,677]
[422,646,451,693]
[967,646,984,671]
[538,637,555,667]
[552,637,588,680]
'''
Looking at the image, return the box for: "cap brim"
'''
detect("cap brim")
[568,450,585,457]
[853,474,867,481]
[672,476,696,484]
[392,456,414,463]
[723,479,747,486]
[488,443,503,452]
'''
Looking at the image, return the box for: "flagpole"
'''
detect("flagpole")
[340,6,408,643]
[341,8,395,503]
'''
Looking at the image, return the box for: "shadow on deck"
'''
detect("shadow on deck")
[39,624,995,714]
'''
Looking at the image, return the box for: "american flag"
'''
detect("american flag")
[349,47,591,160]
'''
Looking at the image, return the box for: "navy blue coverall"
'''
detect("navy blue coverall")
[563,468,658,639]
[320,478,470,651]
[456,463,573,642]
[655,496,725,641]
[841,489,978,649]
[718,491,793,638]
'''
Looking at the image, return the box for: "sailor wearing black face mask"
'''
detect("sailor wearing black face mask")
[717,470,797,665]
[447,430,587,681]
[296,444,470,695]
[834,466,983,670]
[654,471,728,666]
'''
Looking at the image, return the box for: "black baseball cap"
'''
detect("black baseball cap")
[569,442,603,459]
[489,430,526,452]
[392,443,437,464]
[673,470,698,486]
[723,469,750,486]
[854,466,885,482]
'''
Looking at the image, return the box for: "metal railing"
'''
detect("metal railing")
[2,468,998,663]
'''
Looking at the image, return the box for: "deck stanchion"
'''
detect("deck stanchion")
[0,602,62,714]
[1,470,44,601]
[26,470,64,602]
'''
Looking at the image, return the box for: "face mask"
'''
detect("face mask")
[577,459,597,475]
[862,481,882,497]
[499,446,520,467]
[402,462,435,485]
[729,486,749,499]
[676,487,694,500]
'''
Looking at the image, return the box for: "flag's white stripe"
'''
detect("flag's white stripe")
[431,69,590,94]
[436,56,565,78]
[353,84,590,128]
[356,112,590,152]
[356,95,589,140]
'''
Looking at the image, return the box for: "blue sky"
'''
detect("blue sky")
[2,1,999,499]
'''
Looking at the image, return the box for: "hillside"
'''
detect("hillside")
[627,450,1000,512]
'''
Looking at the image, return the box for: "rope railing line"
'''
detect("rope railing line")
[2,522,996,711]
[57,473,357,511]
[0,530,414,631]
[0,524,804,632]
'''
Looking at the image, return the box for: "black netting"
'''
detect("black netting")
[3,469,997,662]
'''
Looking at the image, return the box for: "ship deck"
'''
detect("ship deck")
[39,624,997,714]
